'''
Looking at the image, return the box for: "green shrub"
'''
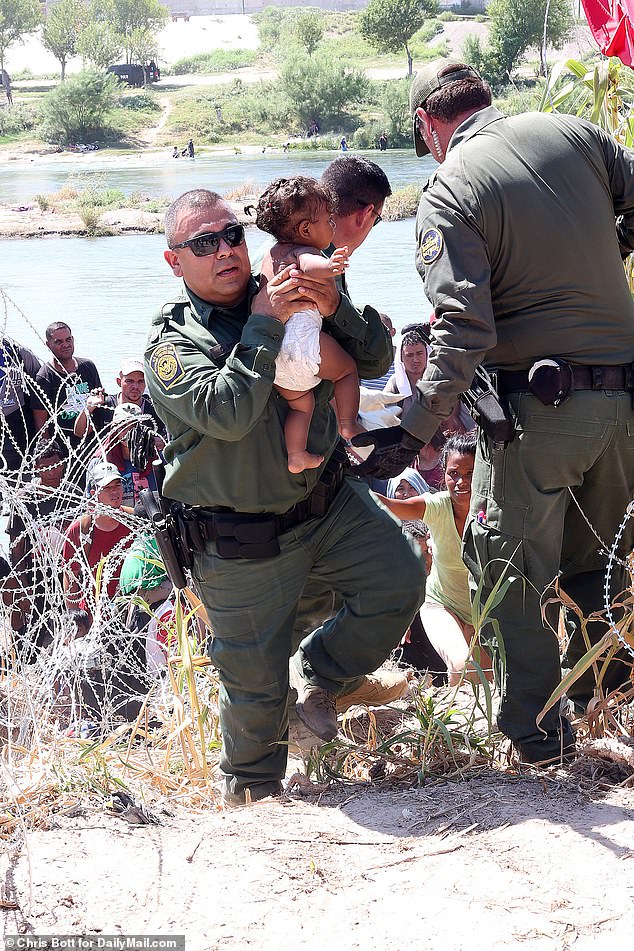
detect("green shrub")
[281,50,368,125]
[220,81,296,134]
[253,6,286,48]
[35,194,49,212]
[77,204,101,232]
[0,103,38,137]
[117,93,161,112]
[287,135,341,150]
[416,40,450,63]
[75,186,125,208]
[380,78,410,138]
[11,68,60,81]
[412,19,444,44]
[166,91,228,141]
[494,82,542,115]
[128,191,170,213]
[316,32,373,61]
[38,71,118,144]
[383,183,422,220]
[322,10,361,36]
[168,50,257,75]
[351,121,383,149]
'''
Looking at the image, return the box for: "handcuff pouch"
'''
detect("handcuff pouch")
[527,359,573,407]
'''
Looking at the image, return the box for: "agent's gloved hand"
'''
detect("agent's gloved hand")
[350,426,424,479]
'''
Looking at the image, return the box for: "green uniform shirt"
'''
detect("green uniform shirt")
[405,106,634,443]
[144,277,391,512]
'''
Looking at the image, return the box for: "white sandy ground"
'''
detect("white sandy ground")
[1,770,634,949]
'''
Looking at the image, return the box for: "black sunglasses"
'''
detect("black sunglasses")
[373,212,382,227]
[172,223,245,257]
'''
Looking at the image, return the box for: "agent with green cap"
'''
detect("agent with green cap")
[353,60,634,765]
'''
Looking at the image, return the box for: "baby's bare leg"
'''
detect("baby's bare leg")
[275,385,324,473]
[318,332,364,441]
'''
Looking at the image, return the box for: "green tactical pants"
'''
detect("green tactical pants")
[463,390,634,759]
[193,478,424,800]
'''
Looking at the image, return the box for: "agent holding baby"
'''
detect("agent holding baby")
[145,188,424,805]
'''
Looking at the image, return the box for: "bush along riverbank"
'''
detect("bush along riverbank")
[0,182,422,240]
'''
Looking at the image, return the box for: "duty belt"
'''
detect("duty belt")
[498,363,634,395]
[194,445,348,559]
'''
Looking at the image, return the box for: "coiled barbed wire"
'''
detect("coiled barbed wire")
[1,288,175,738]
[604,500,634,659]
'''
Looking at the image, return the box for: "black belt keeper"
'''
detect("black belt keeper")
[195,447,347,559]
[498,362,634,396]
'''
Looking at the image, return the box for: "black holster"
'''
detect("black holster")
[413,326,515,449]
[461,367,515,448]
[139,488,191,591]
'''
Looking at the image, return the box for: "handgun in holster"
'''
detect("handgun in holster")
[460,366,515,449]
[416,327,515,449]
[139,485,191,591]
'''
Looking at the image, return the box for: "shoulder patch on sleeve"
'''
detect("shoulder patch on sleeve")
[148,342,185,391]
[420,228,444,265]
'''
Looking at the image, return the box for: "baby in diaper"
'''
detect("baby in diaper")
[252,176,364,473]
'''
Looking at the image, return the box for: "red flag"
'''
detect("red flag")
[581,0,634,66]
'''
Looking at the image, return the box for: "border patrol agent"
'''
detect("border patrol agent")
[355,62,634,764]
[145,189,424,804]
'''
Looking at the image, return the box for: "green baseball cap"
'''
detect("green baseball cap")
[410,61,482,157]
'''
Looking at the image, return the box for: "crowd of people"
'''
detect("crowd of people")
[0,324,172,730]
[2,59,634,805]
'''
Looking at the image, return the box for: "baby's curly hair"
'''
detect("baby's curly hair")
[250,176,337,243]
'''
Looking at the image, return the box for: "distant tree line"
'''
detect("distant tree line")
[0,0,168,83]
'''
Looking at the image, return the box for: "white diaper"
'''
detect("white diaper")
[274,309,322,391]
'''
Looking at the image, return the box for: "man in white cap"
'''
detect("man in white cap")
[74,357,166,446]
[62,461,153,726]
[85,402,160,508]
[62,461,134,615]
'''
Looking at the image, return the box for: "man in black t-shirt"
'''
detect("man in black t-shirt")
[0,336,42,478]
[32,322,102,457]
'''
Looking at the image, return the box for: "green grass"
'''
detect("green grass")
[109,103,162,139]
[166,49,259,76]
[11,68,60,81]
[117,91,162,113]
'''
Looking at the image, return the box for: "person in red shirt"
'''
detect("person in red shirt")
[62,462,134,616]
[61,462,155,727]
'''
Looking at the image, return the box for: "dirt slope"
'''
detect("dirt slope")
[2,772,633,950]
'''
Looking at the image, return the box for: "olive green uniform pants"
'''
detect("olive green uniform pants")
[463,390,634,759]
[193,478,424,800]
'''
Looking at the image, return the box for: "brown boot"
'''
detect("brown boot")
[336,668,409,714]
[289,659,338,742]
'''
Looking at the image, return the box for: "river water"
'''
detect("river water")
[1,149,433,389]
